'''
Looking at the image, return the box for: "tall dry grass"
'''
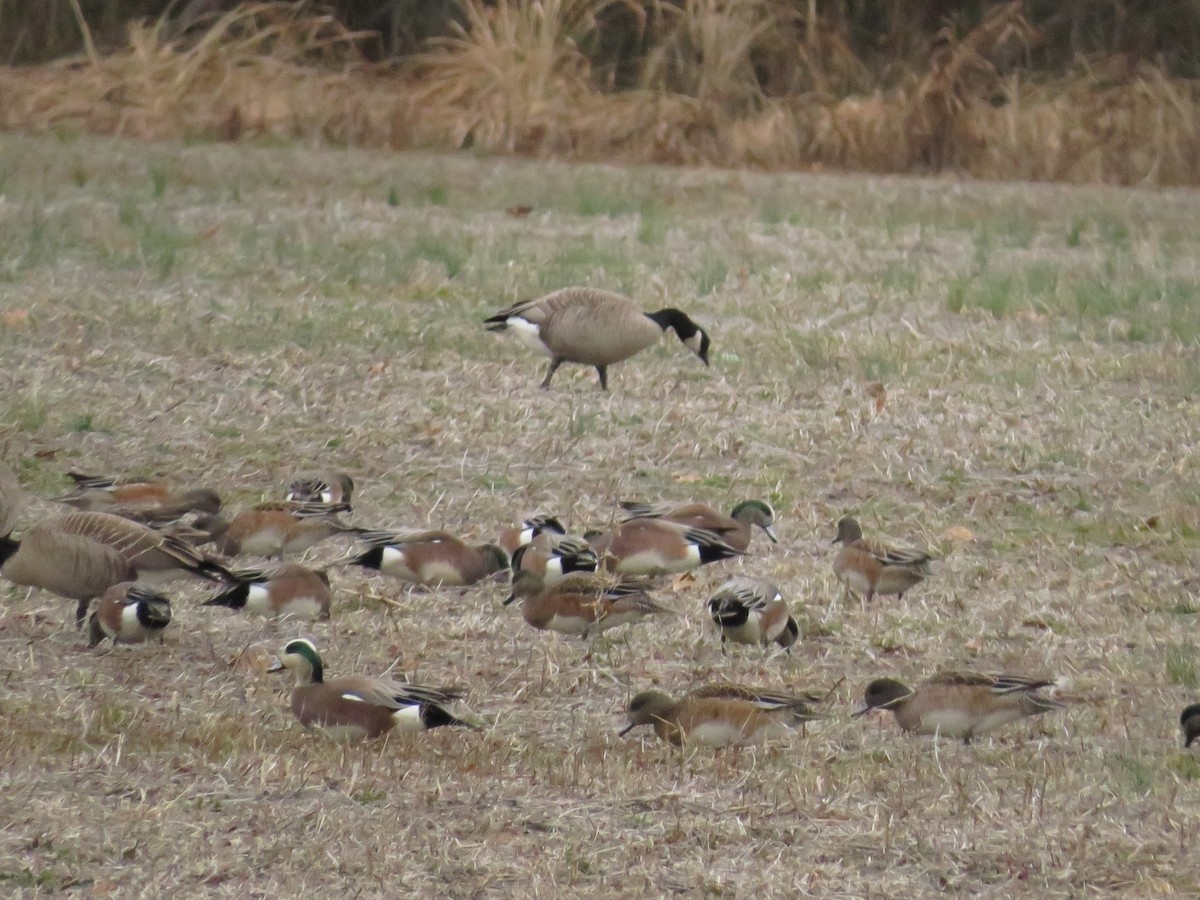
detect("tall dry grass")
[0,0,1197,184]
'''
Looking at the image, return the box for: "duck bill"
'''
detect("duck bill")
[764,526,778,544]
[502,593,516,606]
[266,657,284,673]
[851,703,872,718]
[617,722,636,737]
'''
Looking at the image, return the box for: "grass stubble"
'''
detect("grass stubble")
[0,134,1198,895]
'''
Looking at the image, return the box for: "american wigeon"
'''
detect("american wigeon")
[88,582,172,647]
[620,499,777,551]
[832,516,933,605]
[351,530,508,587]
[484,286,710,390]
[1181,703,1200,748]
[854,672,1063,743]
[619,683,823,747]
[587,519,741,576]
[503,570,671,639]
[269,639,477,741]
[60,472,222,525]
[286,472,355,508]
[198,501,356,558]
[497,514,567,555]
[707,577,799,651]
[511,535,598,585]
[204,563,332,620]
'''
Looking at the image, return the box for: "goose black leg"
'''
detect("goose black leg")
[595,365,609,391]
[540,357,564,389]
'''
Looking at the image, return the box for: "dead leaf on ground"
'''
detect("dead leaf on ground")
[863,380,886,414]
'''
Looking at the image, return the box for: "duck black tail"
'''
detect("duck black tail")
[420,703,482,731]
[204,581,249,610]
[353,545,385,571]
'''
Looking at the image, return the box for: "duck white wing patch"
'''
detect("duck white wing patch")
[341,692,368,703]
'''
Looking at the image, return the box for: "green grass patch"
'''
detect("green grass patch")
[1108,752,1155,796]
[1166,642,1198,688]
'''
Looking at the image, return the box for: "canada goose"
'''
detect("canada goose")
[286,472,355,509]
[3,508,230,621]
[853,672,1063,744]
[832,517,933,605]
[204,563,332,620]
[0,462,23,538]
[1,520,136,622]
[619,683,823,747]
[620,499,777,551]
[483,287,710,390]
[706,577,799,651]
[88,582,172,647]
[49,510,234,586]
[269,639,478,741]
[1181,703,1200,748]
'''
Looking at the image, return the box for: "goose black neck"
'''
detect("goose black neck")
[646,308,697,337]
[0,534,18,567]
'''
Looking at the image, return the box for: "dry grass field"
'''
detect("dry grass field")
[1,133,1199,896]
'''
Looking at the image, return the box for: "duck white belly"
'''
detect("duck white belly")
[417,561,468,586]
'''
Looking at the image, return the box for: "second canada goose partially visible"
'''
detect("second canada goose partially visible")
[483,287,710,390]
[0,463,23,538]
[3,510,231,621]
[1,521,135,622]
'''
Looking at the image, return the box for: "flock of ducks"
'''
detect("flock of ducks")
[0,286,1195,751]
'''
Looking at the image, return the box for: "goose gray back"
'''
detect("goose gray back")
[484,287,709,390]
